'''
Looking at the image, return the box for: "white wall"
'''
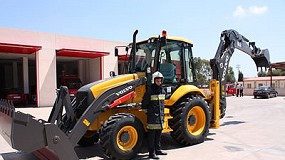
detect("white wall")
[243,79,285,96]
[89,58,101,82]
[0,27,126,107]
[36,32,57,107]
[36,49,57,107]
[102,41,123,78]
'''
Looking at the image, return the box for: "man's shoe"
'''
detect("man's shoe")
[149,154,160,159]
[156,151,167,155]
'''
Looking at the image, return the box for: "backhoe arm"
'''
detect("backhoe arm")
[210,29,270,118]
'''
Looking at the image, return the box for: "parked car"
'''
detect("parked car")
[57,75,82,99]
[5,89,29,105]
[253,86,278,99]
[226,83,237,96]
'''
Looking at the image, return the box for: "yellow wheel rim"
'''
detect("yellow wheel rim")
[186,106,206,136]
[116,126,138,151]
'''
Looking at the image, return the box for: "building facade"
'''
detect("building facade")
[243,76,285,96]
[0,27,126,107]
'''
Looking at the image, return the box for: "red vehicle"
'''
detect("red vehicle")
[226,84,237,96]
[3,88,29,105]
[58,75,82,98]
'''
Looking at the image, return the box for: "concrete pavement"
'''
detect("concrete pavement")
[1,96,285,160]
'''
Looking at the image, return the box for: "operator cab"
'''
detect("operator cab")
[116,30,197,98]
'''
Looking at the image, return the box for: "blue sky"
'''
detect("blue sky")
[0,0,284,78]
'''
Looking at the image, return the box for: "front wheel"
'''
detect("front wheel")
[170,95,210,145]
[100,113,144,160]
[77,130,99,147]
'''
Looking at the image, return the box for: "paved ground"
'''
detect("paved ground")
[1,96,285,160]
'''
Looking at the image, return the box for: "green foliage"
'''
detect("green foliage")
[193,57,236,86]
[238,71,243,81]
[227,66,236,83]
[258,70,267,77]
[193,57,211,87]
[258,69,285,77]
[266,69,285,76]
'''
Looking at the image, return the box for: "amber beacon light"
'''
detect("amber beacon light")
[162,30,167,37]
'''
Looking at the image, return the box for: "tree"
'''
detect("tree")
[266,69,285,76]
[193,57,211,87]
[238,71,243,81]
[258,68,285,77]
[193,57,236,86]
[258,70,267,77]
[227,66,236,83]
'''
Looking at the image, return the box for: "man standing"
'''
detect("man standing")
[240,84,244,97]
[236,83,240,97]
[142,71,167,159]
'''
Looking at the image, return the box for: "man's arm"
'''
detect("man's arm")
[141,90,150,110]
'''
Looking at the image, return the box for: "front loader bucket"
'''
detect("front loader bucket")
[252,49,271,69]
[0,100,46,152]
[0,100,78,160]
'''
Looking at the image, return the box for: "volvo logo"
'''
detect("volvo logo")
[221,55,229,81]
[116,86,133,96]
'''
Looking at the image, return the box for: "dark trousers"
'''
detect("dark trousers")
[240,90,243,97]
[147,129,162,155]
[236,89,240,97]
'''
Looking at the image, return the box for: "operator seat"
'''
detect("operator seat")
[160,63,176,83]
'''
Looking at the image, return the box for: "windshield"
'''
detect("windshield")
[227,84,235,88]
[130,39,194,83]
[257,86,268,90]
[159,41,183,83]
[133,41,155,72]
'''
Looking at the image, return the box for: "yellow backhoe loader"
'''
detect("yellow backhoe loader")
[0,29,270,160]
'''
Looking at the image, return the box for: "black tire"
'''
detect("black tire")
[254,96,257,99]
[170,95,210,145]
[77,130,99,147]
[100,113,144,160]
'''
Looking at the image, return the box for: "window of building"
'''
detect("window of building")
[247,83,251,89]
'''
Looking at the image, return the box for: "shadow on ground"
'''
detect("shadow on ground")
[220,121,245,126]
[0,152,38,160]
[76,133,185,160]
[0,133,207,160]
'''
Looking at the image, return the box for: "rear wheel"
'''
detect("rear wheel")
[170,95,210,145]
[100,113,144,160]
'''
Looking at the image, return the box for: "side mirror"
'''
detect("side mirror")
[110,71,116,77]
[115,46,129,57]
[115,48,119,57]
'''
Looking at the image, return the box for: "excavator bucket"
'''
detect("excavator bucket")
[252,48,271,69]
[0,99,78,160]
